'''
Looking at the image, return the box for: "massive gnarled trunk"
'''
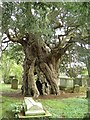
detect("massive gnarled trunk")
[21,33,61,97]
[23,58,60,97]
[7,32,71,97]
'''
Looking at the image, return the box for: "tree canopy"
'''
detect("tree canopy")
[2,2,90,46]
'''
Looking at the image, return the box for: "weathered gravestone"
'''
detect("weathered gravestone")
[22,97,45,116]
[59,76,74,93]
[60,76,74,89]
[74,84,80,93]
[11,78,18,89]
[18,97,52,118]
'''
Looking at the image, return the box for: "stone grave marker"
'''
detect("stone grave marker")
[23,97,45,116]
[11,78,18,89]
[59,76,74,91]
[74,84,80,93]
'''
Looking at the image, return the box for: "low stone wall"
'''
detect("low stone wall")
[73,84,80,93]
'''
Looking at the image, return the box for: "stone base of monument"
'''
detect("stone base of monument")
[18,97,52,118]
[18,110,51,118]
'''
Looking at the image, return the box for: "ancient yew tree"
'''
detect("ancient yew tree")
[1,2,89,97]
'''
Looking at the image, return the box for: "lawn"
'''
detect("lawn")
[40,98,88,118]
[0,83,88,119]
[0,83,21,92]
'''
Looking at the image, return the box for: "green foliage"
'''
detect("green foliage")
[1,54,13,83]
[60,40,89,78]
[2,42,24,64]
[2,2,89,38]
[1,96,22,119]
[2,2,51,36]
[0,53,23,84]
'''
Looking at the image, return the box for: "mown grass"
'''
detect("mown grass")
[0,83,21,93]
[1,96,22,119]
[0,83,22,119]
[40,98,88,118]
[0,83,88,119]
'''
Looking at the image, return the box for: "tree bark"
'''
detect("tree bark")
[39,60,60,95]
[23,58,39,97]
[28,59,39,97]
[22,33,40,97]
[37,72,50,95]
[22,33,61,97]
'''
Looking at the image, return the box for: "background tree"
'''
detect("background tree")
[1,2,90,97]
[0,51,23,84]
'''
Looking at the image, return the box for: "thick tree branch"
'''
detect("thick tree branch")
[2,40,10,43]
[53,25,80,51]
[59,37,75,56]
[50,37,75,61]
[45,41,52,50]
[58,25,79,38]
[6,31,23,43]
